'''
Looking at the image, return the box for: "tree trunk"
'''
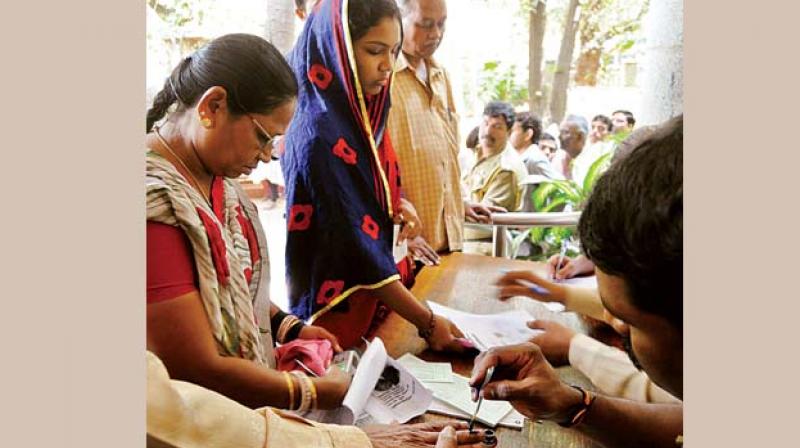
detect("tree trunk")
[265,0,296,54]
[549,0,580,124]
[528,0,547,116]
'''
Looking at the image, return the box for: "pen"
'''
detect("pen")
[469,365,495,432]
[553,240,568,280]
[294,359,319,377]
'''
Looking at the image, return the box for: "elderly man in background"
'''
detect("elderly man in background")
[550,114,589,181]
[389,0,502,266]
[571,113,615,187]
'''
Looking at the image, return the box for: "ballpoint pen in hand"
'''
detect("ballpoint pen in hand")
[553,239,568,281]
[468,365,495,432]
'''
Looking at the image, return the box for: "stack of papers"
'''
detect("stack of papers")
[398,354,525,429]
[307,338,432,427]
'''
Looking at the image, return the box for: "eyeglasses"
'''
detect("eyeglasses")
[248,114,281,161]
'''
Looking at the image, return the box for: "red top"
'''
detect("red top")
[147,178,261,304]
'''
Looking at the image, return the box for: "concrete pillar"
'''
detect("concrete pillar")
[265,0,296,55]
[639,0,683,125]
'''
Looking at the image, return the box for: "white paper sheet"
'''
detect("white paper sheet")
[392,224,408,263]
[422,373,513,427]
[307,338,432,427]
[397,353,454,383]
[428,302,543,351]
[428,397,526,429]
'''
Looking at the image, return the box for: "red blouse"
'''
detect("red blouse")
[146,177,261,304]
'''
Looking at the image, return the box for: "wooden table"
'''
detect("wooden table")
[372,253,603,448]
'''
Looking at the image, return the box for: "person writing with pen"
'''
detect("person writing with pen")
[473,115,684,447]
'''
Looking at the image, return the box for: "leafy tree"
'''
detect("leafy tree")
[477,60,529,106]
[574,0,649,86]
[147,0,205,29]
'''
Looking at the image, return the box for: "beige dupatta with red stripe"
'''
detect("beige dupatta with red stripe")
[146,150,276,368]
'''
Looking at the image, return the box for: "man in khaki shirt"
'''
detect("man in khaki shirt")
[389,0,502,264]
[462,101,528,212]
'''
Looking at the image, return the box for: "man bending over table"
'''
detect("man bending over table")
[474,115,684,447]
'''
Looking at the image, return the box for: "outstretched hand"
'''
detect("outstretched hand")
[364,421,487,448]
[494,270,567,304]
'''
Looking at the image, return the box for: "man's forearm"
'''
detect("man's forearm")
[577,396,683,448]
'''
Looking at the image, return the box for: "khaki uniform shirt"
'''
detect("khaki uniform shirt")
[388,53,464,252]
[462,144,528,212]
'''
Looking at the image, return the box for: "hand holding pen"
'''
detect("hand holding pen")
[494,269,567,305]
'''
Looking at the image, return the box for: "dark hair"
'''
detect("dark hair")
[579,115,683,329]
[612,109,636,127]
[483,101,515,130]
[348,0,402,42]
[611,124,658,165]
[146,33,298,132]
[539,133,557,143]
[295,0,307,9]
[466,126,479,149]
[591,114,612,129]
[514,111,542,143]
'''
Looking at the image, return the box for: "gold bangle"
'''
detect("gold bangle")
[283,372,295,410]
[277,315,299,344]
[308,377,318,411]
[291,371,311,414]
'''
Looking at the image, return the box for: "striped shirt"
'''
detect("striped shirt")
[388,53,464,252]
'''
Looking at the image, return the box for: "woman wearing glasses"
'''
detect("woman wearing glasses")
[145,33,351,412]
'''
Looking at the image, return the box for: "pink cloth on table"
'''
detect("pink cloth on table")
[275,339,333,377]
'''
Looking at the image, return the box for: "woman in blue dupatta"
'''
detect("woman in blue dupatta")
[283,0,467,352]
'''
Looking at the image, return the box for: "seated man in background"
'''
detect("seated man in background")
[588,114,612,145]
[477,115,683,447]
[462,101,528,212]
[550,114,589,181]
[571,114,615,187]
[537,132,558,162]
[509,111,563,180]
[611,109,636,135]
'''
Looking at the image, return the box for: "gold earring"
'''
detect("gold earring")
[199,115,212,128]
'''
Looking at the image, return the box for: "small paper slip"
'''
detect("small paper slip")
[392,224,408,263]
[397,353,453,383]
[428,397,525,430]
[428,302,542,351]
[423,373,512,428]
